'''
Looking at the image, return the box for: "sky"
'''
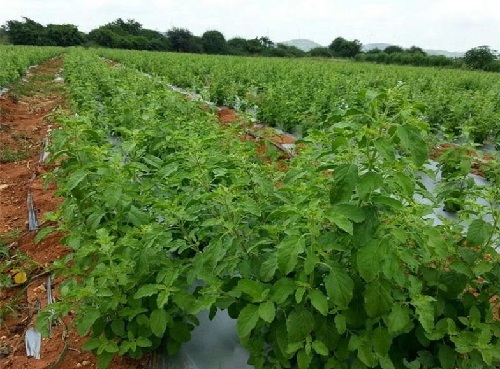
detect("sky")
[1,0,499,52]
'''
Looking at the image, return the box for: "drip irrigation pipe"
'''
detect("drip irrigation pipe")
[245,130,296,157]
[39,137,50,163]
[27,192,39,231]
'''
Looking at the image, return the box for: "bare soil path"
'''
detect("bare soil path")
[0,56,146,369]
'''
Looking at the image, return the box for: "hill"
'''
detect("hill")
[363,43,464,58]
[281,39,323,52]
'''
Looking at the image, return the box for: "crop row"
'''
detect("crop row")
[42,48,500,369]
[96,48,500,144]
[0,45,63,89]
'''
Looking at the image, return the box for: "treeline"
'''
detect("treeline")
[355,46,459,68]
[0,18,304,57]
[354,45,500,71]
[2,17,499,71]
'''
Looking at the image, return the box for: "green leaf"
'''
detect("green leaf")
[304,252,319,275]
[102,341,119,353]
[397,124,428,166]
[97,351,114,369]
[364,279,393,317]
[473,260,493,276]
[136,336,152,347]
[157,290,172,308]
[150,309,168,338]
[329,164,358,204]
[379,356,395,369]
[169,321,191,343]
[403,358,420,369]
[235,279,266,302]
[467,219,493,246]
[287,308,314,344]
[295,287,306,303]
[260,254,277,282]
[311,340,329,356]
[392,172,414,197]
[309,290,329,316]
[34,226,55,244]
[127,205,149,226]
[237,304,259,338]
[77,308,101,335]
[332,204,366,223]
[357,240,385,282]
[334,314,347,334]
[297,348,313,369]
[258,301,276,323]
[372,196,403,210]
[412,295,436,333]
[358,172,383,198]
[67,169,88,191]
[372,326,392,356]
[358,343,377,368]
[82,337,100,351]
[449,261,473,278]
[271,278,296,303]
[133,284,161,299]
[277,236,305,275]
[325,267,354,309]
[438,344,456,369]
[374,138,394,161]
[327,212,353,235]
[87,210,106,231]
[110,319,125,337]
[387,305,412,334]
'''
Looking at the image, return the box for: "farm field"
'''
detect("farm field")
[0,46,499,369]
[97,48,500,145]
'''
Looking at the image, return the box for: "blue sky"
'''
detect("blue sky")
[1,0,498,52]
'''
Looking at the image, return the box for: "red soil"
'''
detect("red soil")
[0,57,147,369]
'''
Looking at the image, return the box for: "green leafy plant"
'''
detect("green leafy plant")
[221,87,500,369]
[39,49,500,369]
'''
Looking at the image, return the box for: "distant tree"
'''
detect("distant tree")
[139,29,170,51]
[366,48,383,54]
[464,46,497,70]
[105,18,142,36]
[4,17,47,45]
[246,38,265,54]
[277,44,305,57]
[384,45,404,54]
[227,37,249,55]
[265,43,305,58]
[88,18,169,51]
[88,28,118,48]
[0,27,9,44]
[408,46,426,55]
[328,37,362,58]
[259,36,274,48]
[166,27,196,53]
[46,24,84,46]
[189,36,204,53]
[201,30,227,54]
[308,47,331,57]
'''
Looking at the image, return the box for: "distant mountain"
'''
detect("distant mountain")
[281,39,323,52]
[363,43,464,58]
[362,43,392,52]
[425,49,464,58]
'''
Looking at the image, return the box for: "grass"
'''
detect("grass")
[0,131,34,163]
[10,71,64,97]
[0,146,31,163]
[0,229,21,290]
